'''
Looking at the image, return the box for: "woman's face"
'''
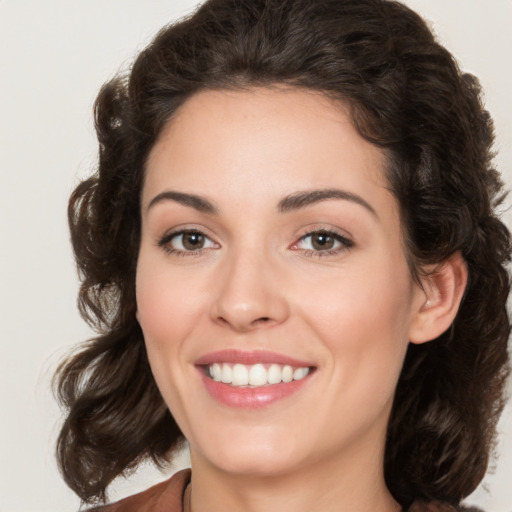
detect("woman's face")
[136,88,426,478]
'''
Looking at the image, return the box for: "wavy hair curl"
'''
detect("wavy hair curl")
[55,0,510,507]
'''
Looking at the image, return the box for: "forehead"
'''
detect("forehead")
[144,87,389,199]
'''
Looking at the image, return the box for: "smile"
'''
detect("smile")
[207,363,311,387]
[195,350,316,408]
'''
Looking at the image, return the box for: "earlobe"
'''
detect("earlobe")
[409,252,468,344]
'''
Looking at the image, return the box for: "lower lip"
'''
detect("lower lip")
[199,371,311,409]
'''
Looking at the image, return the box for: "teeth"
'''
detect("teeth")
[282,365,293,383]
[232,364,249,386]
[221,364,233,384]
[211,363,222,382]
[293,367,308,380]
[248,363,267,386]
[207,362,311,387]
[267,364,282,384]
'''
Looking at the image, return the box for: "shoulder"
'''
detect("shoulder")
[87,469,191,512]
[408,501,484,512]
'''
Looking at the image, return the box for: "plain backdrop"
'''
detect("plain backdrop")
[1,1,511,511]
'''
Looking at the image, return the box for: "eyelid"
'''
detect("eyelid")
[156,224,353,258]
[156,223,218,245]
[291,227,354,256]
[157,227,219,256]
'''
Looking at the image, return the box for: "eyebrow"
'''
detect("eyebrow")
[278,188,377,217]
[146,188,377,218]
[147,191,218,214]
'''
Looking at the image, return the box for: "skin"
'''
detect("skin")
[136,87,466,512]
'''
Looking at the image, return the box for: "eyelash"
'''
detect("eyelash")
[157,229,217,257]
[293,229,354,258]
[157,228,354,258]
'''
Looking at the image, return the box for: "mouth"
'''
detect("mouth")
[195,350,316,408]
[203,362,312,387]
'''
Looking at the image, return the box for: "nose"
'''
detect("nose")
[210,247,290,332]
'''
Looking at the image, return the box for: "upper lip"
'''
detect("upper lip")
[194,349,314,367]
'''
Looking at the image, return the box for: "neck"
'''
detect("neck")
[187,440,401,512]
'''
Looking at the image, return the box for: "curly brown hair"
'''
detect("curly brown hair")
[54,0,511,507]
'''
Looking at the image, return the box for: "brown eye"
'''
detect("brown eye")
[294,229,353,255]
[182,232,205,250]
[159,230,217,254]
[311,232,335,250]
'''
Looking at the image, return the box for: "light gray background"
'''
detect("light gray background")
[1,1,511,511]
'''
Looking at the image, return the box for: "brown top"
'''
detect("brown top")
[89,469,483,512]
[89,469,191,512]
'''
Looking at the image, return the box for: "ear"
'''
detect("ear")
[409,252,468,344]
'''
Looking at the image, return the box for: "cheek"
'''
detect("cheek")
[298,262,414,384]
[301,261,413,335]
[135,255,201,357]
[136,270,175,342]
[135,259,197,421]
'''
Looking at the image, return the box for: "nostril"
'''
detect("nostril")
[255,317,271,323]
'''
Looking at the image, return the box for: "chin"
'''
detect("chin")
[190,428,306,477]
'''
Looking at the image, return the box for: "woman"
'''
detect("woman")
[55,0,510,510]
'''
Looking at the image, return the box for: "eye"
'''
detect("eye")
[158,229,218,255]
[293,230,353,255]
